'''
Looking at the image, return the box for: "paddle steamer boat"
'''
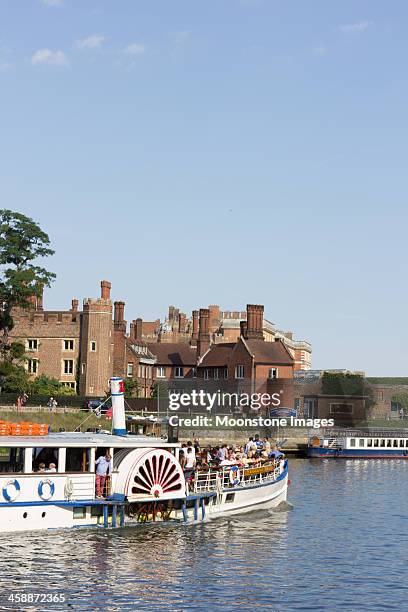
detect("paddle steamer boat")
[0,378,288,533]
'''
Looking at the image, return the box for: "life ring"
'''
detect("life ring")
[3,479,21,502]
[38,479,55,501]
[229,466,240,486]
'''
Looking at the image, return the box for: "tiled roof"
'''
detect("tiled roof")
[147,343,197,366]
[199,343,236,367]
[244,339,294,364]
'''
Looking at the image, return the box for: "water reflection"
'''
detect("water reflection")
[0,460,406,611]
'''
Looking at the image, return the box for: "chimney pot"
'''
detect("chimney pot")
[245,304,264,340]
[135,318,143,340]
[191,310,199,342]
[197,308,210,358]
[101,280,111,300]
[114,301,126,330]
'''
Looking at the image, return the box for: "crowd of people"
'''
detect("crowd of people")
[178,435,284,479]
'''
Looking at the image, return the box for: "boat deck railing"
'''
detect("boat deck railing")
[193,460,282,493]
[321,428,408,438]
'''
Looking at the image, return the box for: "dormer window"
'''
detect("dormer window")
[174,367,184,379]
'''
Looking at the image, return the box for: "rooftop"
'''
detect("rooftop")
[147,342,197,366]
[0,432,179,448]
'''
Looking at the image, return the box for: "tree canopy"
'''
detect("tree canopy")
[0,210,56,392]
[0,209,55,315]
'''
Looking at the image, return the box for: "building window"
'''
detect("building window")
[329,403,353,415]
[391,401,400,413]
[27,359,38,374]
[127,363,134,377]
[224,368,228,379]
[63,359,74,375]
[156,366,166,378]
[191,367,197,378]
[204,369,210,381]
[235,365,245,379]
[81,363,86,374]
[89,386,94,394]
[214,368,219,380]
[27,339,38,351]
[61,382,76,390]
[174,367,184,379]
[64,339,74,351]
[90,341,97,352]
[269,368,279,379]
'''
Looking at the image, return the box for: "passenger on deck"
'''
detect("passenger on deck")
[263,437,271,453]
[37,463,46,472]
[179,449,186,470]
[46,463,57,472]
[184,447,196,471]
[186,441,195,460]
[95,451,112,499]
[217,444,228,462]
[184,447,196,482]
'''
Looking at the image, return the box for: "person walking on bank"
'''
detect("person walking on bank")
[95,451,112,498]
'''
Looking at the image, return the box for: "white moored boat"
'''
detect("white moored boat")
[0,378,289,533]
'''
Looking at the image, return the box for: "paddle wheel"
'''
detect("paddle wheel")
[114,447,186,503]
[128,501,173,523]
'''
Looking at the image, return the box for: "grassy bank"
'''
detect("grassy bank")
[0,411,111,432]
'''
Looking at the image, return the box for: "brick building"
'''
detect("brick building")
[112,301,156,398]
[144,305,295,413]
[10,281,115,397]
[137,302,312,371]
[10,282,305,406]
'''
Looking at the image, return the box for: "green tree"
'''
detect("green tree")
[391,392,408,415]
[0,210,55,358]
[151,380,169,399]
[124,378,141,398]
[0,361,31,393]
[31,375,76,397]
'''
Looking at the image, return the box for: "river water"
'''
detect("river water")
[0,459,407,611]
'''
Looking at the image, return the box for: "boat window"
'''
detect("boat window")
[0,447,24,473]
[66,448,90,472]
[225,493,235,503]
[393,440,398,448]
[387,440,392,447]
[359,439,364,448]
[400,440,404,448]
[350,439,356,447]
[380,439,385,447]
[373,439,379,447]
[406,440,408,448]
[367,439,372,447]
[73,507,86,519]
[33,448,58,472]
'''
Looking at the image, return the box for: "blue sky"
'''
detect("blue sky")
[1,0,407,375]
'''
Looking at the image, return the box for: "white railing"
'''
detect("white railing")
[193,461,283,494]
